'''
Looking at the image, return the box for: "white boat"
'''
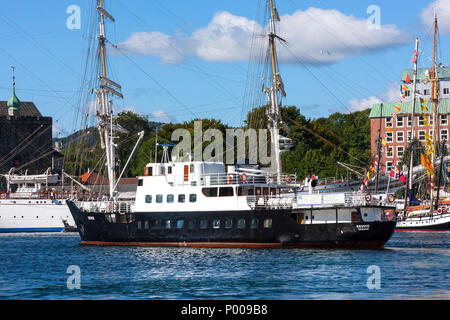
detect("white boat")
[0,168,76,233]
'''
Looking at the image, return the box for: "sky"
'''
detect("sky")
[1,0,449,139]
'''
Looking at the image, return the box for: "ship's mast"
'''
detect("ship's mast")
[430,13,439,209]
[404,38,420,210]
[266,0,285,183]
[96,0,123,198]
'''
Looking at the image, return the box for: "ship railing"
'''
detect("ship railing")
[76,199,135,214]
[168,172,297,187]
[294,192,396,208]
[0,191,73,200]
[246,195,294,210]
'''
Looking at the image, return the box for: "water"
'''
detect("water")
[0,232,449,300]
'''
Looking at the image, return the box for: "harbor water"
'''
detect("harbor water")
[0,231,449,300]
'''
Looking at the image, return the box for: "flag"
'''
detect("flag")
[387,126,392,133]
[420,98,427,104]
[390,161,406,184]
[412,57,417,64]
[405,74,411,83]
[395,105,401,112]
[413,50,418,57]
[421,153,433,175]
[402,84,408,91]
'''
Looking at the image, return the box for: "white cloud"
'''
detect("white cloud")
[149,109,173,123]
[421,0,450,34]
[118,8,408,65]
[348,83,400,112]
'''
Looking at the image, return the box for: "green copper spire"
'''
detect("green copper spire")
[7,66,20,111]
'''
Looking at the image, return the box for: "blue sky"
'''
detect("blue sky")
[0,0,449,138]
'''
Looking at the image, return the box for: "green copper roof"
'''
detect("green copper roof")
[401,66,450,82]
[7,82,20,110]
[369,98,450,118]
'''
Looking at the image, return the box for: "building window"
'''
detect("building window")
[407,115,412,127]
[212,219,221,229]
[156,195,163,203]
[145,195,152,203]
[264,219,273,229]
[444,88,449,95]
[386,132,393,143]
[385,117,392,128]
[396,116,404,127]
[424,89,430,96]
[418,130,426,141]
[386,146,393,158]
[396,131,404,142]
[441,129,448,141]
[419,116,424,126]
[407,131,412,142]
[386,161,393,172]
[441,115,448,125]
[189,194,197,202]
[397,146,404,158]
[167,194,174,203]
[237,219,246,229]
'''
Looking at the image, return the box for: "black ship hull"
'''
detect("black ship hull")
[67,201,396,249]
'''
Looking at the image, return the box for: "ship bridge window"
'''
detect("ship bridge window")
[156,195,163,203]
[167,194,174,203]
[219,187,234,197]
[145,195,152,203]
[189,194,197,202]
[202,187,218,197]
[178,194,185,203]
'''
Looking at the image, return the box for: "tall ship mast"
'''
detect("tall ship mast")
[66,0,397,248]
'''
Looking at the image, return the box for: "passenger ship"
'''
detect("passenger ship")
[67,0,397,248]
[0,168,76,233]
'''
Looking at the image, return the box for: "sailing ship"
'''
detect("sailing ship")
[396,14,450,230]
[0,168,76,232]
[67,0,397,248]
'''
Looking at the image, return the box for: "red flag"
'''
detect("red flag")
[405,74,411,83]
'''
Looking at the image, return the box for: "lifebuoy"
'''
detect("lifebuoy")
[240,173,248,183]
[227,175,232,185]
[285,175,292,183]
[438,208,443,214]
[364,193,372,203]
[387,194,395,203]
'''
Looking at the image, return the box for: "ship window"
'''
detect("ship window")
[237,219,246,229]
[165,220,172,229]
[225,219,233,229]
[190,164,195,173]
[176,220,184,229]
[168,166,172,174]
[202,187,218,197]
[200,219,208,229]
[137,221,142,230]
[156,195,163,203]
[138,179,143,186]
[189,194,197,202]
[188,220,196,230]
[264,219,272,228]
[144,221,149,229]
[154,220,161,229]
[250,218,259,229]
[212,219,221,229]
[219,187,233,197]
[145,195,152,203]
[167,194,174,203]
[178,194,185,203]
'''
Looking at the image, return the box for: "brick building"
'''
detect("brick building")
[0,78,58,176]
[369,66,450,174]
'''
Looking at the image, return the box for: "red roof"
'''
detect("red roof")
[80,172,137,186]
